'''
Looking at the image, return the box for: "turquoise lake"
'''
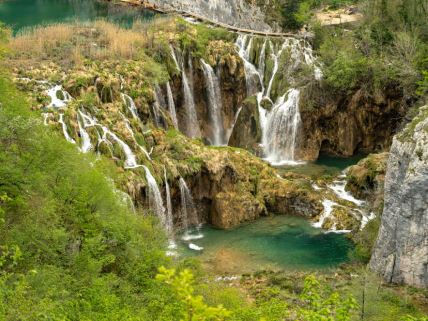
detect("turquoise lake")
[0,0,154,32]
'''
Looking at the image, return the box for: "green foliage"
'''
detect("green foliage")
[298,275,357,321]
[156,267,231,321]
[350,217,381,263]
[0,71,174,320]
[176,19,234,58]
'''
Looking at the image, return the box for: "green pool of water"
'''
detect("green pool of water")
[0,0,154,32]
[179,216,352,274]
[277,154,365,178]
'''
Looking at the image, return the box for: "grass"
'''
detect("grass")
[9,18,175,67]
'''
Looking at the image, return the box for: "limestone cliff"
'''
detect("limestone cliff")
[370,106,428,288]
[296,85,407,160]
[150,0,274,31]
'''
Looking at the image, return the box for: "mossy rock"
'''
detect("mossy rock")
[346,153,388,199]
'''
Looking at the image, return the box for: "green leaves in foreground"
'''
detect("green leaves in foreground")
[157,267,231,321]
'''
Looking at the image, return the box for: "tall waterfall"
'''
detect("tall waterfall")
[143,166,167,228]
[58,114,76,144]
[182,67,201,138]
[262,89,301,165]
[234,34,316,165]
[164,167,174,237]
[166,82,179,129]
[178,178,201,235]
[200,59,225,146]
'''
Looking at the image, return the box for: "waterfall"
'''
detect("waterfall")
[102,126,140,169]
[78,118,92,153]
[182,68,201,138]
[265,42,287,98]
[121,93,139,119]
[262,89,301,165]
[58,114,76,144]
[258,39,267,84]
[166,82,179,129]
[236,34,262,96]
[47,85,72,108]
[164,167,174,237]
[179,178,201,235]
[42,113,50,126]
[152,89,162,127]
[118,111,152,161]
[169,44,181,71]
[234,34,315,165]
[200,59,225,146]
[143,166,167,228]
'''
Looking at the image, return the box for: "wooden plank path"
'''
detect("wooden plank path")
[118,0,306,39]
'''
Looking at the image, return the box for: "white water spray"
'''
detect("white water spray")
[58,114,76,144]
[143,166,167,227]
[166,82,179,129]
[200,59,225,145]
[262,89,302,165]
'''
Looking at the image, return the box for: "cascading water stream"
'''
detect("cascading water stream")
[166,82,179,129]
[101,126,140,169]
[179,177,203,250]
[169,44,181,71]
[58,113,76,144]
[200,59,225,146]
[235,34,308,165]
[78,118,92,153]
[121,93,139,119]
[182,66,201,138]
[143,166,167,228]
[262,89,301,165]
[47,85,72,108]
[164,167,174,237]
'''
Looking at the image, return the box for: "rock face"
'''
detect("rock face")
[297,86,407,160]
[370,106,428,288]
[151,0,274,31]
[228,96,262,153]
[346,153,388,200]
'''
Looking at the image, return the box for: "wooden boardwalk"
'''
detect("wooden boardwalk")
[119,0,305,39]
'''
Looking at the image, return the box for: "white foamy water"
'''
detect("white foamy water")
[143,165,167,227]
[121,93,139,119]
[200,59,225,146]
[182,67,201,138]
[47,85,72,108]
[262,89,302,164]
[102,126,140,169]
[328,175,365,206]
[166,82,179,129]
[78,118,92,153]
[58,114,76,144]
[188,243,203,251]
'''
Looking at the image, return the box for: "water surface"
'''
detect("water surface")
[277,153,365,178]
[0,0,154,32]
[180,216,352,274]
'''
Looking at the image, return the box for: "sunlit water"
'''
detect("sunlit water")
[0,0,154,32]
[277,153,366,178]
[179,216,352,274]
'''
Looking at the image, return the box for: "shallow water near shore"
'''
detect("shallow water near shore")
[179,215,352,274]
[0,0,154,32]
[277,153,365,178]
